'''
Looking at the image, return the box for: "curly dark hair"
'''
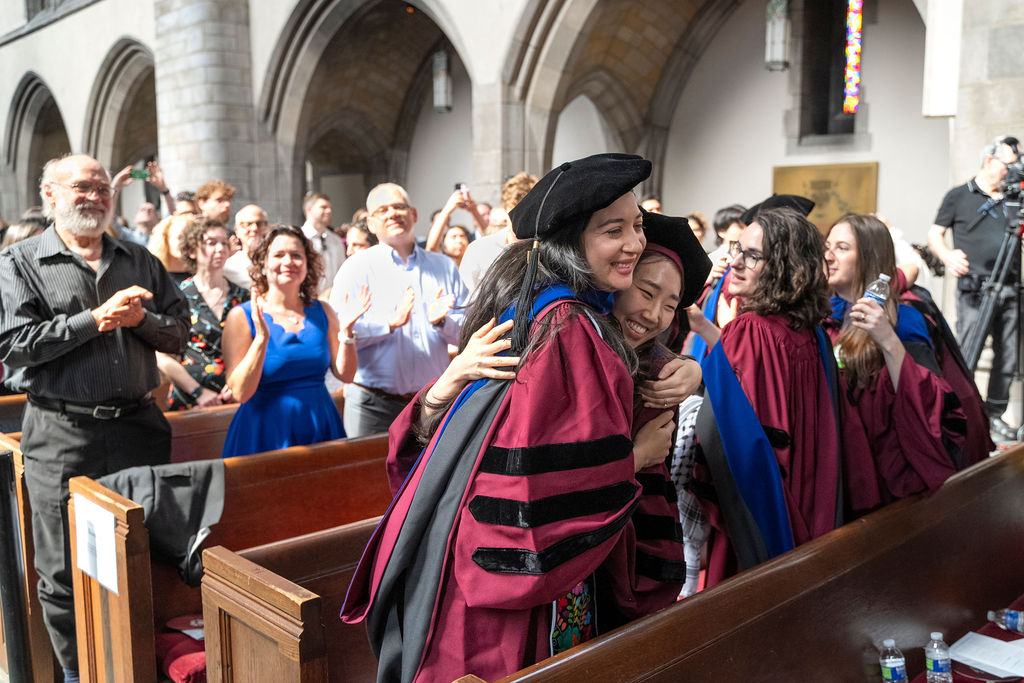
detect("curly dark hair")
[740,208,831,332]
[248,224,323,305]
[179,217,228,273]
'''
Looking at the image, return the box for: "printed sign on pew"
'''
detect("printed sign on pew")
[73,493,119,594]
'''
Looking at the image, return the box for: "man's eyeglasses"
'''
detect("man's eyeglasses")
[370,203,410,219]
[58,182,111,199]
[728,243,764,269]
[238,220,268,229]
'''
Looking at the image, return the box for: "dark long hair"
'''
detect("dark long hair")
[463,237,636,369]
[248,224,323,306]
[831,214,899,388]
[416,230,638,442]
[740,208,831,332]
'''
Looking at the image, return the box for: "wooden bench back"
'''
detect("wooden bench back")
[0,394,25,433]
[0,391,346,681]
[0,432,59,682]
[493,444,1024,682]
[202,517,381,682]
[165,391,345,463]
[69,433,390,683]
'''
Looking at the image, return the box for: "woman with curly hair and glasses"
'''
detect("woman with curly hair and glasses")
[694,207,843,587]
[220,224,370,456]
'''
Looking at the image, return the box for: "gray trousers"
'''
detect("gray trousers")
[342,384,408,437]
[21,401,170,670]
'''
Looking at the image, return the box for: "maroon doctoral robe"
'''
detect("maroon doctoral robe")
[825,304,966,512]
[596,345,685,630]
[697,313,842,586]
[900,286,994,467]
[343,301,681,683]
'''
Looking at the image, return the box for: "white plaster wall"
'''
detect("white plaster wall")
[662,0,949,247]
[0,3,25,36]
[551,95,616,167]
[0,0,156,154]
[405,53,476,236]
[247,0,301,101]
[426,0,529,83]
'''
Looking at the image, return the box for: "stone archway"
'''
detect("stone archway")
[2,73,71,214]
[506,0,738,192]
[258,0,471,221]
[83,38,157,170]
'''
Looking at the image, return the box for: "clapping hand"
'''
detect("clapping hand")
[389,287,415,332]
[427,287,455,325]
[93,286,152,332]
[340,285,372,337]
[250,297,270,342]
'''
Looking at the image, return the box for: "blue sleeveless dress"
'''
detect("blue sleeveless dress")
[221,300,346,457]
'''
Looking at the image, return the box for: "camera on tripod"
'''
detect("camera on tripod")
[1001,160,1024,198]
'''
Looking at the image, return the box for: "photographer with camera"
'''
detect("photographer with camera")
[927,136,1022,442]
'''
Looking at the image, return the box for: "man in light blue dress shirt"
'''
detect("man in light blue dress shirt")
[330,182,469,436]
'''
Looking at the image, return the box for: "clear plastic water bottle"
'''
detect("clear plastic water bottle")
[879,639,907,682]
[924,632,952,683]
[988,608,1024,634]
[864,273,891,306]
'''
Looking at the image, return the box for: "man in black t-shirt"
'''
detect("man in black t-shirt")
[928,137,1021,441]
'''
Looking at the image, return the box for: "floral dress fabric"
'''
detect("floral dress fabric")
[167,278,249,410]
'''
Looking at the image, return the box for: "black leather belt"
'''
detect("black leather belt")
[28,394,153,420]
[351,383,417,404]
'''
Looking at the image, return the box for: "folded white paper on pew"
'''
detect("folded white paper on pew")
[950,632,1024,677]
[73,493,119,594]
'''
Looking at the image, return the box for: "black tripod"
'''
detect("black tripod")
[959,192,1024,437]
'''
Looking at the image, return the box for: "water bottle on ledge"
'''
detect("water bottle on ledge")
[879,638,907,682]
[864,273,891,306]
[924,632,952,683]
[988,608,1024,634]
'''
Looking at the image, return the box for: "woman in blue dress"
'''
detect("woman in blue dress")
[221,224,371,457]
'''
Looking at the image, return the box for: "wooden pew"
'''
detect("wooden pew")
[0,393,25,434]
[0,431,60,682]
[67,432,391,683]
[0,389,346,681]
[489,443,1024,682]
[201,445,1024,683]
[165,390,345,462]
[202,517,381,682]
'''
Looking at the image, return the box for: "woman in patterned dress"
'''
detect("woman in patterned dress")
[157,217,248,410]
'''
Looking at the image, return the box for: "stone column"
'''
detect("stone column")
[952,1,1024,180]
[471,80,525,206]
[153,0,256,206]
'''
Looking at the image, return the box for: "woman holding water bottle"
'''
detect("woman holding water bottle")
[824,214,965,513]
